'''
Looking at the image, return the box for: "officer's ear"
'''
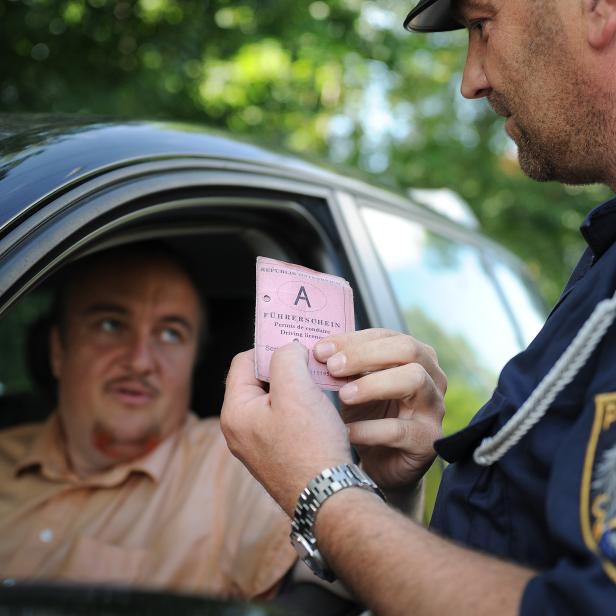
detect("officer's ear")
[584,0,616,49]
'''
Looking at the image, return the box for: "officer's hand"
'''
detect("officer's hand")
[221,344,353,516]
[314,329,446,489]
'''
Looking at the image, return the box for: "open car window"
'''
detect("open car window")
[0,192,361,431]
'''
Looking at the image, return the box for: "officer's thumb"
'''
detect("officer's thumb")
[269,341,316,399]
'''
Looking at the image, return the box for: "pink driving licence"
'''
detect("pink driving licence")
[254,256,355,390]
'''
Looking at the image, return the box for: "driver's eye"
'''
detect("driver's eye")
[99,318,121,333]
[160,328,182,344]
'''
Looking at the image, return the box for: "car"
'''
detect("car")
[0,114,547,614]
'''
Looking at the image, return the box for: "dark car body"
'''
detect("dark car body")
[0,114,547,614]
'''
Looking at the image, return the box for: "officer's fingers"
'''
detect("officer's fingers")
[338,362,446,420]
[347,417,441,454]
[315,328,440,367]
[321,334,446,395]
[314,328,400,361]
[269,342,325,409]
[224,349,269,406]
[221,350,271,456]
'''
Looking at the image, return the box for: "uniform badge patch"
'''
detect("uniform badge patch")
[581,393,616,582]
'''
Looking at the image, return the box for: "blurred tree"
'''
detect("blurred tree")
[0,0,611,306]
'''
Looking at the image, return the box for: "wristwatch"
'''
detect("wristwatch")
[290,463,385,582]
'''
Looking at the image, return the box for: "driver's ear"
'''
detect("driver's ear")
[584,0,616,49]
[49,326,63,379]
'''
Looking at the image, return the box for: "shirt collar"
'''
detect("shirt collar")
[14,413,193,487]
[580,195,616,259]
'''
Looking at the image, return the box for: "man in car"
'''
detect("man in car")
[0,242,296,598]
[220,0,616,613]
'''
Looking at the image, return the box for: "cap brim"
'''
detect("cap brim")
[404,0,463,32]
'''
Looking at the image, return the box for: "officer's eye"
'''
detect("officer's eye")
[160,327,183,344]
[469,19,486,35]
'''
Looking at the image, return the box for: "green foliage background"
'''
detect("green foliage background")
[1,0,612,306]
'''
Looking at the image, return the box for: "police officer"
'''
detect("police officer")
[221,0,616,613]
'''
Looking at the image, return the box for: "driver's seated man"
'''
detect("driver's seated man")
[0,242,296,598]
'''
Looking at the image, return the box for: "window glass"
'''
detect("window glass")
[491,260,546,347]
[361,207,523,436]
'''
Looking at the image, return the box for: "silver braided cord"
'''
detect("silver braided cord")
[473,289,616,466]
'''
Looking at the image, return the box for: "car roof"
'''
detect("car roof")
[0,114,412,230]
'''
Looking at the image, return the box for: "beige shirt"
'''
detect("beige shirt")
[0,413,296,598]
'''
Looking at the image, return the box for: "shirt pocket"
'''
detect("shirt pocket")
[60,535,151,586]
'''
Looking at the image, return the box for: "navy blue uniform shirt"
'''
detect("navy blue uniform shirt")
[431,196,616,615]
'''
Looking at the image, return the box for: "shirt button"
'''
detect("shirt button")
[39,528,54,543]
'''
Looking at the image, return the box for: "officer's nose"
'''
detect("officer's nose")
[460,40,492,100]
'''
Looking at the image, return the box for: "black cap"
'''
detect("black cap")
[404,0,463,32]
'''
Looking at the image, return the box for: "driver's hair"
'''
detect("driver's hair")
[49,240,208,352]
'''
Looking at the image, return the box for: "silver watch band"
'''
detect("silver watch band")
[290,463,385,581]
